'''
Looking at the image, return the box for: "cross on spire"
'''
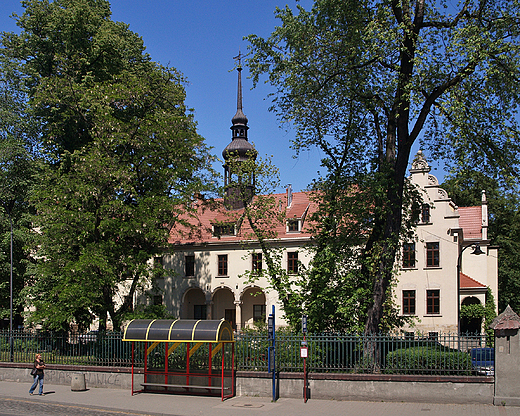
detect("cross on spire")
[233,50,243,69]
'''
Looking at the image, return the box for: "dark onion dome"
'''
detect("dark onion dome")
[222,136,257,162]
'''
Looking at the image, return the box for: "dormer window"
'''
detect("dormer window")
[213,223,236,237]
[287,219,300,233]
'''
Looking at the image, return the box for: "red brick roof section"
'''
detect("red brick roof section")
[458,206,482,240]
[459,272,486,289]
[168,191,317,245]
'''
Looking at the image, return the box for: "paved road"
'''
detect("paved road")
[0,396,156,416]
[2,380,520,416]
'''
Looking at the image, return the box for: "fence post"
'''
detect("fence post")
[491,305,520,406]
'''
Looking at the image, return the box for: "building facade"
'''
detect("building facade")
[396,151,498,335]
[146,67,498,334]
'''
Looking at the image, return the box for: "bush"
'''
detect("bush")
[386,346,472,375]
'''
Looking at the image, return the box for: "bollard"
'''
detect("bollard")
[71,373,86,391]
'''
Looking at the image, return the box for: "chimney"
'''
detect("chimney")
[287,184,293,208]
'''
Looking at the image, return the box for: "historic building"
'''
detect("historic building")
[397,151,498,335]
[147,65,498,334]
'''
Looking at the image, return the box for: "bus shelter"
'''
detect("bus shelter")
[123,319,235,400]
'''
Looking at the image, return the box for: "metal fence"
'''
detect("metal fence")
[0,330,491,376]
[0,331,135,367]
[236,332,492,375]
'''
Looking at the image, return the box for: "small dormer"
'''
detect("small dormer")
[286,201,310,234]
[212,222,236,238]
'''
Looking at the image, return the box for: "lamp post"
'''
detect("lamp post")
[456,244,484,334]
[0,200,14,362]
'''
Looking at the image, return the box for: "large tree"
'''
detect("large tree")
[1,0,214,331]
[247,0,520,333]
[0,48,37,329]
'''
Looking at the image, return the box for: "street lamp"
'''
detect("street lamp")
[456,244,484,334]
[0,200,14,362]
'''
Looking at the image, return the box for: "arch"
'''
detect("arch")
[460,296,483,334]
[212,287,236,329]
[241,286,267,329]
[181,287,207,320]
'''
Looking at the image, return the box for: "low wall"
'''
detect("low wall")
[0,363,143,390]
[0,363,494,404]
[238,372,494,404]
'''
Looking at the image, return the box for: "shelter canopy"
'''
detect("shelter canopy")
[122,319,234,343]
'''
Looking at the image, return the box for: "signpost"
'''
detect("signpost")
[267,306,276,402]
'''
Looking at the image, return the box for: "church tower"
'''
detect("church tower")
[222,54,257,210]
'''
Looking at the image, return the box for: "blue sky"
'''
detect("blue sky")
[1,0,445,192]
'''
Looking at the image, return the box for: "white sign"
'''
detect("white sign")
[300,346,308,358]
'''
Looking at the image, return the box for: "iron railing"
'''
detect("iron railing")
[0,330,491,376]
[235,332,491,375]
[0,331,135,367]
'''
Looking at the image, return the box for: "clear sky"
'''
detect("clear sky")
[1,0,445,192]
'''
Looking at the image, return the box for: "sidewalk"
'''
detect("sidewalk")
[1,380,520,416]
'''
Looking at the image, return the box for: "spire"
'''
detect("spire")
[231,51,248,130]
[222,51,256,162]
[222,52,258,210]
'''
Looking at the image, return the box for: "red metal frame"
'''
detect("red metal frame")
[130,340,235,400]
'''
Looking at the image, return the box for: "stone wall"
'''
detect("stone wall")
[0,364,494,404]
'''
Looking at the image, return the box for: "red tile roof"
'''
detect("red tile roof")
[459,272,486,289]
[491,305,520,330]
[458,206,482,240]
[168,191,317,245]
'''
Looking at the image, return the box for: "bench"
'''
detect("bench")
[140,382,228,391]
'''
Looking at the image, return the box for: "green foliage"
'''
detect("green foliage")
[1,0,215,331]
[460,304,486,320]
[386,347,472,375]
[0,138,37,327]
[484,287,497,344]
[247,0,520,333]
[123,304,174,321]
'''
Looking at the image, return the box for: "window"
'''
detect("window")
[153,295,163,306]
[213,223,235,237]
[402,243,416,268]
[153,256,163,268]
[426,242,440,267]
[402,290,416,315]
[185,255,195,277]
[194,305,207,320]
[287,252,298,274]
[252,252,262,274]
[426,289,440,314]
[288,219,299,232]
[253,304,266,322]
[421,204,431,223]
[218,254,228,276]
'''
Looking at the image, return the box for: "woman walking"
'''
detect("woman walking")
[29,353,45,396]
